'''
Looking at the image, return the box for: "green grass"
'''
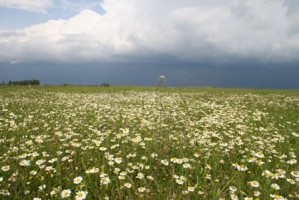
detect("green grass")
[0,86,298,199]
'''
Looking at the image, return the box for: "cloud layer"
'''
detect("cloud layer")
[1,0,299,65]
[0,0,52,13]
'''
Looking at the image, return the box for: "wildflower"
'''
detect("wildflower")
[30,170,37,175]
[61,189,71,198]
[141,156,148,160]
[286,178,295,184]
[48,158,57,163]
[120,171,127,176]
[0,189,10,196]
[182,190,189,195]
[201,162,209,168]
[50,190,56,196]
[118,174,125,180]
[171,157,182,164]
[38,184,46,191]
[233,163,248,171]
[75,191,87,200]
[291,171,299,178]
[108,161,114,166]
[36,159,46,165]
[113,168,121,174]
[1,165,10,172]
[183,163,191,169]
[205,174,211,179]
[124,183,132,188]
[0,177,3,182]
[161,160,169,166]
[271,183,280,190]
[194,153,200,158]
[19,160,30,166]
[115,157,122,164]
[132,136,142,143]
[122,128,129,134]
[73,176,83,184]
[101,177,110,185]
[270,194,287,200]
[138,187,146,193]
[151,153,158,158]
[254,190,261,197]
[136,172,144,179]
[287,159,297,165]
[257,160,264,166]
[263,170,273,177]
[248,157,257,163]
[99,147,107,151]
[254,152,265,158]
[45,166,56,172]
[230,193,239,200]
[86,167,99,174]
[187,186,195,192]
[198,190,204,195]
[180,176,187,181]
[176,179,184,185]
[291,132,299,137]
[248,181,260,188]
[33,198,41,200]
[229,186,237,192]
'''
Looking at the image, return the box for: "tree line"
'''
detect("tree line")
[1,80,40,86]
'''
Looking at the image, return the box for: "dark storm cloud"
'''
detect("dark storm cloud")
[1,59,298,88]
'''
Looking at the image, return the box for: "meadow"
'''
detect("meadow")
[0,86,298,200]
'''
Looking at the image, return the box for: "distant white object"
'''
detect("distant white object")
[159,75,166,86]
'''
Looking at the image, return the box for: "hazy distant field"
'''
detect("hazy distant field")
[0,86,298,200]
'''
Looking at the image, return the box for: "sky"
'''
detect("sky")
[0,0,299,88]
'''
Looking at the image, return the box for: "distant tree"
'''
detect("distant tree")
[100,82,110,87]
[9,79,40,86]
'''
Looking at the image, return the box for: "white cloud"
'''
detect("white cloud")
[1,0,299,64]
[58,0,103,13]
[0,0,53,13]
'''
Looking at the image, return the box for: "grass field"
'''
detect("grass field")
[0,86,298,200]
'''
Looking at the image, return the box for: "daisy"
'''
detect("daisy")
[291,171,299,178]
[248,181,260,188]
[75,191,87,200]
[73,176,83,184]
[138,187,146,193]
[19,160,30,166]
[124,183,132,188]
[136,172,144,179]
[61,189,71,198]
[1,165,10,172]
[187,186,195,192]
[115,157,122,164]
[271,183,280,190]
[161,160,169,166]
[101,177,110,185]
